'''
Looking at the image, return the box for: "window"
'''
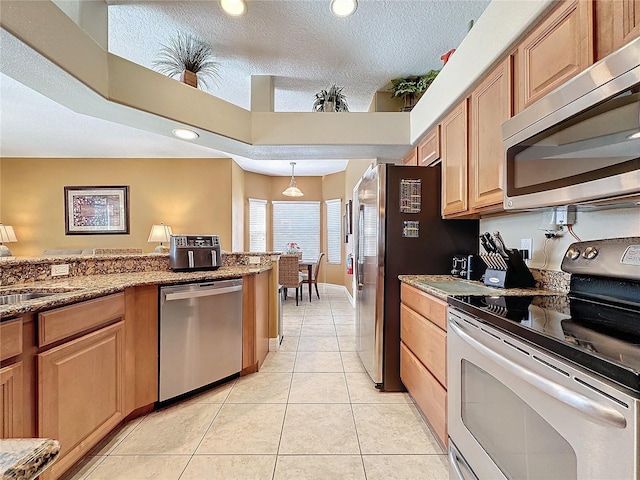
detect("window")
[325,199,342,264]
[272,201,320,262]
[248,198,267,252]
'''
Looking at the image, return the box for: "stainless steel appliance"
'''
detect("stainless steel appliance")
[502,37,640,210]
[159,279,243,402]
[354,163,478,391]
[169,234,221,271]
[447,237,640,479]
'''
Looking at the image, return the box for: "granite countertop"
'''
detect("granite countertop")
[399,274,563,300]
[0,438,60,480]
[0,265,270,319]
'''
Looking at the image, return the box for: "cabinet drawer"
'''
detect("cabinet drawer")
[38,293,125,347]
[400,284,447,331]
[400,304,446,387]
[400,343,447,448]
[0,318,23,361]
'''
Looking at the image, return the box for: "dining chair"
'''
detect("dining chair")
[278,254,304,306]
[301,252,325,300]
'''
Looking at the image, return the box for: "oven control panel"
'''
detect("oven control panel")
[561,237,640,279]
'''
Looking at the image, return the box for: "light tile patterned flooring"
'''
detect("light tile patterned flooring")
[63,284,449,480]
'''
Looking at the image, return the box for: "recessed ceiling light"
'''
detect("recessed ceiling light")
[331,0,357,17]
[220,0,247,17]
[172,128,199,140]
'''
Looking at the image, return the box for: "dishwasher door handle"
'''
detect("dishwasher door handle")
[164,285,242,301]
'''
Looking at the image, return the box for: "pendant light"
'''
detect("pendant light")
[282,162,304,197]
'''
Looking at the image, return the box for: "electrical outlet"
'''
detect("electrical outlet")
[555,206,576,226]
[51,264,69,276]
[520,238,533,260]
[248,256,261,265]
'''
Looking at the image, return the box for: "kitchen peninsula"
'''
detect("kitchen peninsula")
[0,252,277,480]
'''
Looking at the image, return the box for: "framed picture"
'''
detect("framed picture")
[64,186,130,235]
[345,200,353,235]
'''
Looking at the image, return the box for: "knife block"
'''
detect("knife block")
[481,249,536,288]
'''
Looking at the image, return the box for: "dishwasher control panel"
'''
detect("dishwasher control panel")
[169,234,221,271]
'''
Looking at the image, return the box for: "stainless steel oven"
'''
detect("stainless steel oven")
[447,237,640,480]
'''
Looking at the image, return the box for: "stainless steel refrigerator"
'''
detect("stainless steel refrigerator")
[354,163,478,391]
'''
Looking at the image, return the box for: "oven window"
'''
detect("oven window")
[461,360,577,480]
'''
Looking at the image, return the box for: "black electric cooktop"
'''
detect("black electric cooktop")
[448,294,640,395]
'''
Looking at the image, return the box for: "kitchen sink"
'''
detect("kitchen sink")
[0,287,85,306]
[0,292,57,305]
[415,280,503,295]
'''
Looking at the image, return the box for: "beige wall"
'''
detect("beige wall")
[321,171,346,286]
[1,157,234,256]
[231,162,245,252]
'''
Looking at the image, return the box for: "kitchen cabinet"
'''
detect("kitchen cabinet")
[440,100,469,217]
[399,283,448,448]
[242,271,270,374]
[514,0,593,113]
[37,294,126,480]
[0,362,24,438]
[595,0,640,60]
[401,147,418,166]
[417,125,440,166]
[469,58,512,212]
[124,285,158,415]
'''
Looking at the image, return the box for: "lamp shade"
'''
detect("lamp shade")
[282,162,304,197]
[0,225,17,243]
[148,224,173,243]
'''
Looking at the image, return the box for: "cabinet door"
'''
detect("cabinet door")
[614,0,640,49]
[401,147,418,166]
[469,58,512,211]
[418,126,440,166]
[0,362,23,438]
[441,101,469,216]
[38,322,124,480]
[516,0,593,112]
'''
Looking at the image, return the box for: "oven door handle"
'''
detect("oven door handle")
[449,318,627,429]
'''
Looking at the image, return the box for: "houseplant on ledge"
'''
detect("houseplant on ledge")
[390,69,440,111]
[152,32,220,89]
[313,84,349,112]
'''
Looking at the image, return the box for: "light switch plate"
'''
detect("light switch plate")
[51,264,69,276]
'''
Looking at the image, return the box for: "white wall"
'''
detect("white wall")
[480,207,640,271]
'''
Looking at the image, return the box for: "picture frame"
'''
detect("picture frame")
[345,199,353,235]
[64,186,130,235]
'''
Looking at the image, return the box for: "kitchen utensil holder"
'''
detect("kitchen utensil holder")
[480,249,536,288]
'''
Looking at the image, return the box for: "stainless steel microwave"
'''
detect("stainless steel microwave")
[502,37,640,210]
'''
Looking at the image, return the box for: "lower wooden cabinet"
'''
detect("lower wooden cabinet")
[38,321,125,480]
[400,283,449,448]
[400,344,447,447]
[0,362,24,438]
[242,272,270,374]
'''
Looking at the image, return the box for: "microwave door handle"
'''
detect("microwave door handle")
[449,318,627,429]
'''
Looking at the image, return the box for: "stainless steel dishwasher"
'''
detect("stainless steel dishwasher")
[159,279,243,402]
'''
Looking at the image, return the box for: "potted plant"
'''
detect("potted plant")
[390,69,440,111]
[152,32,220,89]
[286,242,302,259]
[313,84,349,112]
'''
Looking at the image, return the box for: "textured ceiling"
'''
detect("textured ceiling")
[0,0,490,175]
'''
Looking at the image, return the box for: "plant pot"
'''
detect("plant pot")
[181,70,198,88]
[323,100,336,112]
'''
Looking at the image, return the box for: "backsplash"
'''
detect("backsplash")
[0,252,276,286]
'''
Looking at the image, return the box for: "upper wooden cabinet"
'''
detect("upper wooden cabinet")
[469,58,512,212]
[401,147,418,166]
[418,126,440,166]
[440,100,469,217]
[515,0,594,112]
[595,0,640,59]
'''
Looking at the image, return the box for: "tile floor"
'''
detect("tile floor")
[63,284,449,480]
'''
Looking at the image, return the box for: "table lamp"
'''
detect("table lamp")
[0,224,17,257]
[148,223,173,253]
